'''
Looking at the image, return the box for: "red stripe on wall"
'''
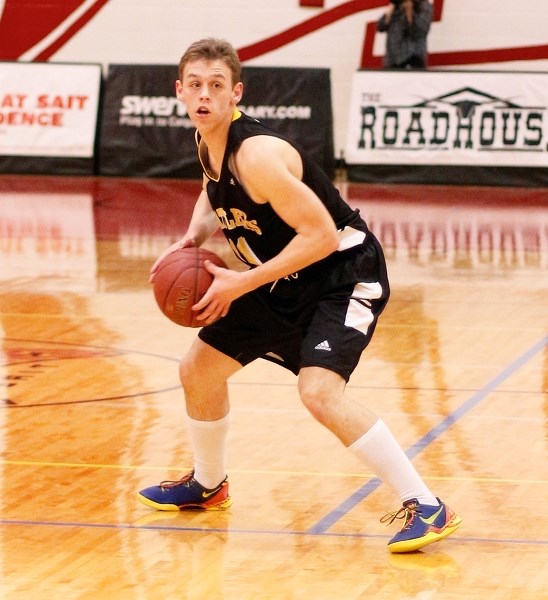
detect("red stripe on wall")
[359,1,548,69]
[33,0,111,61]
[430,45,548,67]
[238,0,385,61]
[1,0,545,69]
[0,0,86,59]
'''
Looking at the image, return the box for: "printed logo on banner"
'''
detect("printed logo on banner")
[359,87,545,153]
[116,99,313,127]
[345,72,548,168]
[238,105,312,120]
[0,62,101,159]
[118,95,193,129]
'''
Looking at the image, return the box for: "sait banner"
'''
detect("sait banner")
[0,62,101,175]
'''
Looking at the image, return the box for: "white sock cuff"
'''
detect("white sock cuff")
[348,418,385,453]
[187,413,230,429]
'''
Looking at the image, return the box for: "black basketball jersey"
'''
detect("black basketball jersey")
[199,111,371,301]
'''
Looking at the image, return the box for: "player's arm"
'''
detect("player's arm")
[195,135,339,323]
[232,135,340,292]
[150,177,218,281]
[184,181,220,247]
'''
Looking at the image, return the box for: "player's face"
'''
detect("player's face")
[176,59,242,132]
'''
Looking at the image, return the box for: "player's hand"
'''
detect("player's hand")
[192,260,242,324]
[149,239,194,283]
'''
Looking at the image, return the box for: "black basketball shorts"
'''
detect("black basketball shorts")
[198,237,390,382]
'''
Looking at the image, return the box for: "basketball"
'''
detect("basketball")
[152,246,227,327]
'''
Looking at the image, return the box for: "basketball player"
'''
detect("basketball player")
[137,38,461,553]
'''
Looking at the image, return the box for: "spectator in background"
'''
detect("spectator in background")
[377,0,433,69]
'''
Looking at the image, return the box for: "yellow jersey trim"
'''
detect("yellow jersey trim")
[196,109,242,182]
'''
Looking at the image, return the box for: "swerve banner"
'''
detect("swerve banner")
[99,65,334,178]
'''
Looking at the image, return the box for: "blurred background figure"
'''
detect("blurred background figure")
[377,0,433,69]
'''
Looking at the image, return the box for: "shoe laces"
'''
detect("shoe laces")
[159,470,195,490]
[380,500,419,531]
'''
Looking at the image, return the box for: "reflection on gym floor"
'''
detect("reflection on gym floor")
[0,174,546,599]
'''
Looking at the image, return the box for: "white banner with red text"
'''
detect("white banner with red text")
[0,62,101,174]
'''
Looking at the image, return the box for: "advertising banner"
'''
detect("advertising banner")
[98,64,195,177]
[98,65,334,178]
[345,70,548,185]
[240,67,334,177]
[0,62,102,174]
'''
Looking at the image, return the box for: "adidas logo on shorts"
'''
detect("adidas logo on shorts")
[314,340,331,351]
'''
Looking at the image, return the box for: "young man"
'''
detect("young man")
[137,38,461,553]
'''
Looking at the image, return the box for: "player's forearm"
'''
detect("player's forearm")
[184,192,218,246]
[184,214,218,247]
[237,229,339,293]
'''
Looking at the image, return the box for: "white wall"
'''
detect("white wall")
[9,0,548,158]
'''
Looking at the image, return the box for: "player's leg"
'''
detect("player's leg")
[137,338,243,511]
[179,335,242,421]
[297,255,461,551]
[298,366,461,552]
[298,366,438,503]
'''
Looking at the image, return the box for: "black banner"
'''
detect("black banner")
[98,64,197,177]
[240,67,334,176]
[98,65,334,178]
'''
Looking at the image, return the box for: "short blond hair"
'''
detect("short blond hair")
[178,38,242,86]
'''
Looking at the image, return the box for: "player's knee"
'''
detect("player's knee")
[298,378,331,423]
[179,356,198,393]
[179,353,229,396]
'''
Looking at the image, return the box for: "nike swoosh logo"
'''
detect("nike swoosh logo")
[202,486,222,499]
[419,506,444,525]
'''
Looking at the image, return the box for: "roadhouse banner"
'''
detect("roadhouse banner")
[98,65,334,178]
[0,62,102,174]
[345,70,548,171]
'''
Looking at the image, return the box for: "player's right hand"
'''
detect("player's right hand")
[149,239,195,283]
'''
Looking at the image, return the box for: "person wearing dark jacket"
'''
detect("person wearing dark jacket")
[377,0,433,69]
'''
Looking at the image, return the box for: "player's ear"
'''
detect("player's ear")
[232,82,243,104]
[175,80,184,101]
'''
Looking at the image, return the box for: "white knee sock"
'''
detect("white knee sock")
[186,414,229,489]
[349,418,438,506]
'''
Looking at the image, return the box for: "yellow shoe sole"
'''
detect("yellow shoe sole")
[137,492,233,512]
[388,516,463,553]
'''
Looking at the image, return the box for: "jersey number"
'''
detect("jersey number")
[228,237,262,267]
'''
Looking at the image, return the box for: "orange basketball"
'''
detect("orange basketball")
[152,247,227,327]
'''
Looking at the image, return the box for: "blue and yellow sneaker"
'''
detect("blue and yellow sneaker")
[382,498,462,553]
[137,470,232,511]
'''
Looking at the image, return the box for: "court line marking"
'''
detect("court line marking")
[2,336,546,543]
[307,334,548,534]
[0,518,546,547]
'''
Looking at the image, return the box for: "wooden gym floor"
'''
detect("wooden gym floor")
[0,174,546,599]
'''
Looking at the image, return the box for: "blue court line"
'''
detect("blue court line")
[1,519,546,547]
[306,335,548,535]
